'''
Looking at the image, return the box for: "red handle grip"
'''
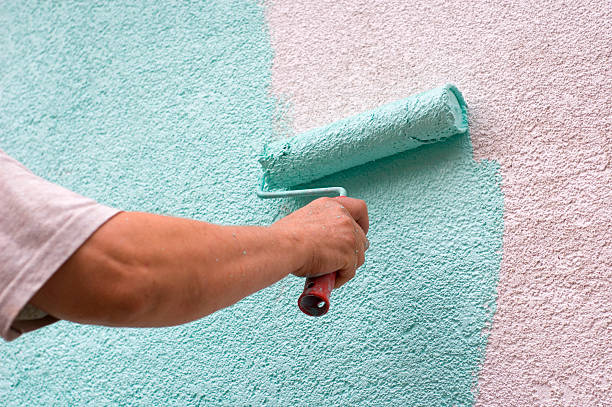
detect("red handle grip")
[298,272,336,316]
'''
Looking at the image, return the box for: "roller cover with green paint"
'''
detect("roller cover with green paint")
[259,84,468,188]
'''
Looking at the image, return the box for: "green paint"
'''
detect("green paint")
[260,84,468,189]
[0,2,503,406]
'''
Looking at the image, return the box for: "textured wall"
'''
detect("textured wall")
[0,1,505,406]
[266,0,612,405]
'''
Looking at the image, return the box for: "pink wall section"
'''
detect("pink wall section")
[266,0,611,404]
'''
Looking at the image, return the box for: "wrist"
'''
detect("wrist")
[268,224,309,276]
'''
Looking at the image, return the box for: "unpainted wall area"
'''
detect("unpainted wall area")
[266,0,612,405]
[0,1,504,406]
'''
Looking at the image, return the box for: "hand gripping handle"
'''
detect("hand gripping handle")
[298,271,336,316]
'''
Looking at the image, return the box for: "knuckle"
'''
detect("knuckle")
[343,230,357,246]
[314,197,331,207]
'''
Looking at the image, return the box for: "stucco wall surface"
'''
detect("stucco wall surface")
[266,0,612,405]
[0,1,505,406]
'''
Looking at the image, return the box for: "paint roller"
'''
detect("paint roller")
[257,84,468,317]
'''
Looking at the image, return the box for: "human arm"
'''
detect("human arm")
[30,197,369,328]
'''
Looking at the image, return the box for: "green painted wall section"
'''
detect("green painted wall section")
[0,2,503,405]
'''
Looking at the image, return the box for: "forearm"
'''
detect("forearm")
[31,212,305,327]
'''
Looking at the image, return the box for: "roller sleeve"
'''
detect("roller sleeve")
[258,84,468,189]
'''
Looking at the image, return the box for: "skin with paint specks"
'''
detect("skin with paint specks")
[31,197,369,327]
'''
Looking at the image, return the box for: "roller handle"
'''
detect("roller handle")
[298,271,336,317]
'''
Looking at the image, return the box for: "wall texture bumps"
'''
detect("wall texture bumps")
[266,0,611,405]
[1,2,502,405]
[5,0,606,405]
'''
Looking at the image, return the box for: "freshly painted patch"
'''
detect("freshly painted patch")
[274,132,503,406]
[1,2,503,407]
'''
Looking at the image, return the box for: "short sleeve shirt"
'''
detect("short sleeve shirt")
[0,149,119,341]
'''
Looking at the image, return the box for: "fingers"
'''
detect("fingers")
[333,196,369,235]
[354,225,367,266]
[335,219,367,289]
[285,196,370,288]
[334,267,355,288]
[331,197,369,288]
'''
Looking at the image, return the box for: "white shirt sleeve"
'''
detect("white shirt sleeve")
[0,149,120,341]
